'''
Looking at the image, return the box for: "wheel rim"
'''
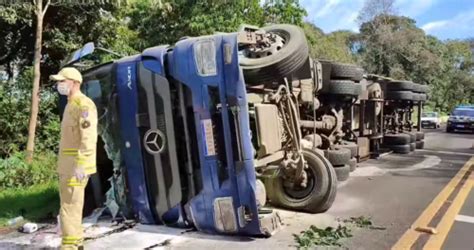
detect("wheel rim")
[241,32,287,59]
[282,164,316,200]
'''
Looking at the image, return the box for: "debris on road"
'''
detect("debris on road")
[20,223,38,233]
[293,225,352,248]
[6,216,24,226]
[343,216,386,230]
[415,226,438,234]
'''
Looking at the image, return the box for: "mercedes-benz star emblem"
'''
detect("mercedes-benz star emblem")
[143,129,166,154]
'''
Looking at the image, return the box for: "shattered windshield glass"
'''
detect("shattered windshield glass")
[84,64,131,219]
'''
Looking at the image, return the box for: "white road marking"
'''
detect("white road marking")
[455,214,474,224]
[351,155,441,177]
[393,155,442,172]
[417,149,474,157]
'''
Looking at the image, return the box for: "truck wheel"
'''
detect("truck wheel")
[404,132,416,143]
[388,144,411,154]
[240,24,309,85]
[335,142,358,158]
[416,140,424,149]
[419,94,427,101]
[321,80,361,96]
[265,149,337,213]
[411,93,421,101]
[348,158,357,172]
[415,131,424,141]
[386,81,414,91]
[334,165,350,181]
[255,179,266,208]
[410,142,416,151]
[413,84,429,93]
[385,90,413,101]
[330,63,364,81]
[325,148,351,166]
[383,133,410,145]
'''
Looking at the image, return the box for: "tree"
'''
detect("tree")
[262,0,307,26]
[26,0,50,162]
[303,22,356,64]
[0,0,129,161]
[128,0,306,50]
[357,0,397,25]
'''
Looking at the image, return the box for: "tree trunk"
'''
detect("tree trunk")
[26,0,48,162]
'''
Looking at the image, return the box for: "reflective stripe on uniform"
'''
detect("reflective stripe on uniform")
[67,179,87,187]
[62,152,78,156]
[63,148,78,151]
[62,236,83,245]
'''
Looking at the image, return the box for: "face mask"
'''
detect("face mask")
[57,82,71,96]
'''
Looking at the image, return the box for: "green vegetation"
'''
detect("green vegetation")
[293,225,352,248]
[294,216,386,248]
[0,181,59,226]
[343,216,386,230]
[0,151,57,189]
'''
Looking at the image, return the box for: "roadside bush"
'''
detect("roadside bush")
[0,151,57,189]
[0,68,60,158]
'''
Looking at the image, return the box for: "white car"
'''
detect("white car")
[421,112,441,129]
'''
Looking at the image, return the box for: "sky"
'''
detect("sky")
[300,0,474,40]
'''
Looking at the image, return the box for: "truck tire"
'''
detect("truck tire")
[330,63,364,81]
[419,94,427,101]
[404,132,416,143]
[348,158,357,172]
[383,133,410,145]
[389,144,411,154]
[334,165,350,181]
[321,80,360,96]
[386,81,414,91]
[335,141,358,158]
[325,148,351,166]
[265,149,337,213]
[410,142,416,151]
[415,131,424,141]
[256,179,266,208]
[411,93,421,101]
[240,24,309,85]
[416,140,424,149]
[385,90,413,101]
[413,84,429,93]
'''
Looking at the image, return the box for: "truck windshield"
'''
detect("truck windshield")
[452,109,474,117]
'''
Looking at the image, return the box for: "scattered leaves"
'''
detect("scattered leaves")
[293,225,352,248]
[343,216,386,230]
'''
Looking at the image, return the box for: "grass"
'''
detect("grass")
[0,181,59,227]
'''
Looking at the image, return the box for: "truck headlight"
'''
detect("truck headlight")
[194,39,217,76]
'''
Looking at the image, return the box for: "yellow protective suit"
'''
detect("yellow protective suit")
[57,92,97,249]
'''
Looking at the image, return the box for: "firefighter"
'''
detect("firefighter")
[50,67,98,250]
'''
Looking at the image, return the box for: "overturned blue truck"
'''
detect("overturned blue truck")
[62,24,343,236]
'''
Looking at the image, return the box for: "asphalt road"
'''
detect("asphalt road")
[1,126,473,249]
[162,126,474,250]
